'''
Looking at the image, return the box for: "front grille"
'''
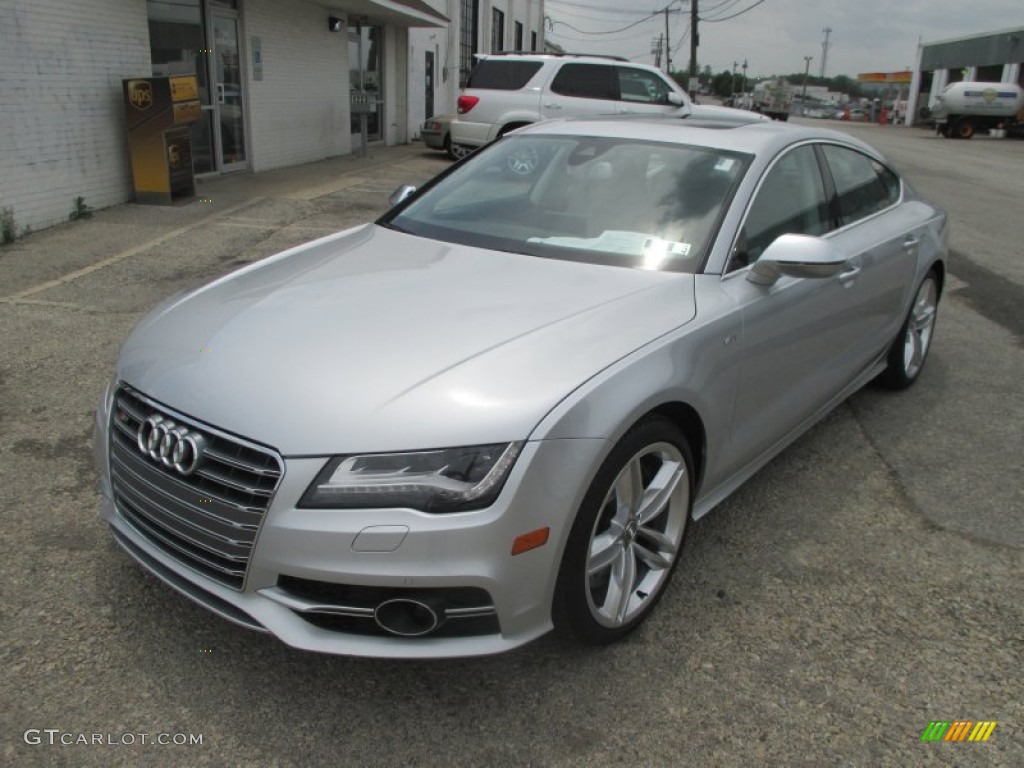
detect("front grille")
[108,386,283,590]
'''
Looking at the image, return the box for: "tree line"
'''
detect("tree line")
[671,67,866,99]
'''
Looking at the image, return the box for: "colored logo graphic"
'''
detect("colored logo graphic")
[127,80,153,111]
[921,721,997,742]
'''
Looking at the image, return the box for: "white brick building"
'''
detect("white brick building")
[0,0,544,235]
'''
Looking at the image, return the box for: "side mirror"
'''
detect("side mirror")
[667,92,685,107]
[747,233,848,285]
[388,184,417,207]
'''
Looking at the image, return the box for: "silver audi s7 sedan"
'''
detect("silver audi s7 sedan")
[94,117,946,658]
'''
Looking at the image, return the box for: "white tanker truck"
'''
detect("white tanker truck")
[931,81,1024,139]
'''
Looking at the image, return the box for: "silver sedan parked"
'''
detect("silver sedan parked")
[94,117,946,658]
[421,113,471,160]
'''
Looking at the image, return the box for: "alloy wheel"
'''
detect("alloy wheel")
[585,442,688,628]
[903,276,938,379]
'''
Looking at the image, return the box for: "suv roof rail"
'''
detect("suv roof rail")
[487,51,629,62]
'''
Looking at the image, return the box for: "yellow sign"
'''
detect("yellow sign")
[173,101,202,124]
[169,75,199,102]
[127,80,154,111]
[857,71,913,84]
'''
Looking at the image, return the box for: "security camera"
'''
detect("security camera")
[328,16,343,32]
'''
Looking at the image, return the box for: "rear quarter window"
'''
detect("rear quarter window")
[821,145,901,225]
[467,60,544,90]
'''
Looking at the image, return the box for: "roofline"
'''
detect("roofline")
[921,25,1024,48]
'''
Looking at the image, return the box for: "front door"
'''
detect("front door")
[211,11,248,171]
[425,51,435,119]
[350,26,383,142]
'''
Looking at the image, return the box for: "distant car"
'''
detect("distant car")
[420,113,471,160]
[95,116,947,658]
[450,52,689,152]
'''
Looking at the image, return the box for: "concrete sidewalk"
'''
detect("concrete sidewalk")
[0,142,449,306]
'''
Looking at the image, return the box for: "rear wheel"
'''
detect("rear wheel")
[952,118,975,139]
[448,142,472,161]
[876,271,940,390]
[553,417,693,645]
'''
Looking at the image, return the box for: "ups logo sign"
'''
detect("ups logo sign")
[128,80,154,111]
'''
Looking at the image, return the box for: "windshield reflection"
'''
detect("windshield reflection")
[387,135,751,272]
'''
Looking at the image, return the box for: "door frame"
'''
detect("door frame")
[206,5,250,172]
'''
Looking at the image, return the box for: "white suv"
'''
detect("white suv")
[450,53,691,151]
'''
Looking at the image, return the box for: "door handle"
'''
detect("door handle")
[216,83,225,105]
[543,103,562,110]
[838,263,861,284]
[903,236,920,252]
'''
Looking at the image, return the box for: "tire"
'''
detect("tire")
[875,270,940,390]
[952,118,975,140]
[448,142,472,161]
[553,416,694,645]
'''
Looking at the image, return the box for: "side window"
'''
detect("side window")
[616,67,673,104]
[729,145,831,272]
[821,145,901,225]
[550,64,617,100]
[466,60,543,90]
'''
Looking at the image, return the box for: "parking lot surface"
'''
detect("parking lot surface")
[2,129,1022,767]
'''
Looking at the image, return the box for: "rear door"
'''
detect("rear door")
[817,143,919,365]
[541,63,620,120]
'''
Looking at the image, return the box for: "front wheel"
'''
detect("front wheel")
[553,417,693,645]
[875,271,940,390]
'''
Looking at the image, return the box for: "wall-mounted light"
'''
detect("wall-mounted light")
[328,16,344,33]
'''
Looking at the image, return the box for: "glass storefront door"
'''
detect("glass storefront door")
[211,12,247,169]
[349,26,383,142]
[146,0,246,174]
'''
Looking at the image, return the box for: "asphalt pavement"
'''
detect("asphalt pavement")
[1,132,1021,767]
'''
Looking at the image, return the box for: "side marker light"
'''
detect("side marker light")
[511,527,550,556]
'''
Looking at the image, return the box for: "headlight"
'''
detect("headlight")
[299,442,523,513]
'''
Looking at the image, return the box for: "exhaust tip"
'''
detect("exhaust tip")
[374,597,445,637]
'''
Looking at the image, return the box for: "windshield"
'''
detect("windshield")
[383,135,751,272]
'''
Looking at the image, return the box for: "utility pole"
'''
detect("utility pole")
[801,55,813,113]
[732,61,738,97]
[742,58,748,96]
[689,0,699,95]
[820,27,832,79]
[664,7,672,75]
[652,34,664,69]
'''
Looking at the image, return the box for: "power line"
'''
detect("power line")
[547,0,659,15]
[699,0,743,19]
[701,0,768,23]
[547,13,660,36]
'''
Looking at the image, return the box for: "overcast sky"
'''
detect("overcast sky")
[544,0,1023,79]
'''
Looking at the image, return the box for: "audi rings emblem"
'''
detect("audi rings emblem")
[137,416,205,475]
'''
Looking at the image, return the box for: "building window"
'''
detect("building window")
[531,31,537,52]
[491,9,505,53]
[460,0,479,87]
[515,21,523,52]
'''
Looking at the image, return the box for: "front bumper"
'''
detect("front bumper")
[94,386,605,658]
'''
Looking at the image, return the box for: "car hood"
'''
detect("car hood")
[118,225,696,454]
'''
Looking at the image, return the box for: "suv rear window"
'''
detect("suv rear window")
[467,60,543,90]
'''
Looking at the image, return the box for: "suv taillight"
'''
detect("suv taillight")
[457,95,480,114]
